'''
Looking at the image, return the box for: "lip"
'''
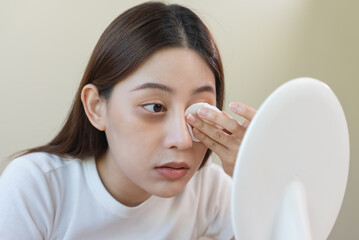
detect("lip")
[155,162,190,180]
[157,162,190,169]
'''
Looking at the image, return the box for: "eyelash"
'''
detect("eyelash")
[143,103,167,113]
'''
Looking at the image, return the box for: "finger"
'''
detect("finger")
[221,111,243,135]
[197,107,243,137]
[221,111,233,119]
[229,102,256,121]
[192,128,230,155]
[186,113,237,148]
[242,119,250,129]
[194,128,237,176]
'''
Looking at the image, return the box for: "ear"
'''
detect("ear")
[81,84,107,131]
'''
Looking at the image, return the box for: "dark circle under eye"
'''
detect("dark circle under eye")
[153,104,163,112]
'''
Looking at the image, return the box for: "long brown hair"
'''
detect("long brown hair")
[20,2,224,168]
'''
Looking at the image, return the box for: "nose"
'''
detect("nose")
[163,111,193,150]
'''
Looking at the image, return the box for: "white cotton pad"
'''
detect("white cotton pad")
[185,102,222,142]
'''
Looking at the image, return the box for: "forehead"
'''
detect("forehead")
[116,48,216,92]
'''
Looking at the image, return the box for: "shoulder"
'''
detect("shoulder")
[0,152,82,192]
[2,152,79,178]
[0,152,77,238]
[6,152,74,171]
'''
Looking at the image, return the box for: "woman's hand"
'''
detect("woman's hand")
[186,102,256,176]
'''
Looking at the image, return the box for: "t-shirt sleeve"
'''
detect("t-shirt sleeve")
[198,163,234,240]
[0,156,54,239]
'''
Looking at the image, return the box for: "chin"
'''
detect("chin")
[151,183,187,198]
[155,191,182,198]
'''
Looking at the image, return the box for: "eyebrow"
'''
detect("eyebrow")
[192,85,215,95]
[131,82,173,93]
[131,82,215,95]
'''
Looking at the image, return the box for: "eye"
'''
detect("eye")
[143,103,166,113]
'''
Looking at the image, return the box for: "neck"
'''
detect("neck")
[96,150,151,207]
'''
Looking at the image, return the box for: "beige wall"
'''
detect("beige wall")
[0,0,357,238]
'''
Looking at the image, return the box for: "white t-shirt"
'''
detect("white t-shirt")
[0,152,233,240]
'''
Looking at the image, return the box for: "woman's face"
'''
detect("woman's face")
[101,48,216,200]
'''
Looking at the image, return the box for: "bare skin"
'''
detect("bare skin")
[82,47,256,210]
[186,102,256,176]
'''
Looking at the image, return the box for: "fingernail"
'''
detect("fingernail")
[198,107,208,117]
[230,103,245,114]
[186,113,196,123]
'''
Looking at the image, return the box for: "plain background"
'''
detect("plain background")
[0,0,358,239]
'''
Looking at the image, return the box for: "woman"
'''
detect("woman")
[0,2,255,239]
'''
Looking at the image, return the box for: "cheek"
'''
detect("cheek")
[198,144,208,158]
[190,143,208,165]
[105,110,163,155]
